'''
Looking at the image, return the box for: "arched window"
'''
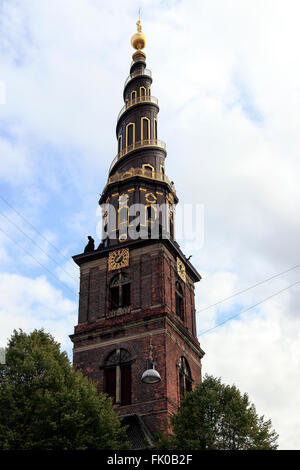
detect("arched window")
[130,90,137,102]
[118,206,128,229]
[126,123,135,148]
[118,135,122,153]
[179,356,192,397]
[105,348,132,405]
[154,118,157,139]
[110,273,131,310]
[140,86,146,97]
[118,193,129,242]
[141,117,150,141]
[146,205,156,226]
[175,281,184,320]
[142,163,154,177]
[170,210,174,238]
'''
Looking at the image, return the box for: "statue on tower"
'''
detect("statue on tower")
[84,235,95,253]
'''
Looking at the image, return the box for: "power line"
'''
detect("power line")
[197,263,300,314]
[0,226,78,298]
[0,211,78,281]
[198,278,300,337]
[0,194,78,267]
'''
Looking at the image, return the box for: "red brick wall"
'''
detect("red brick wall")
[72,243,203,435]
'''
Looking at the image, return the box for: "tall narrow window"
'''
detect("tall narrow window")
[105,367,117,402]
[118,135,122,153]
[154,118,157,139]
[175,281,184,320]
[142,163,154,177]
[109,273,131,310]
[170,211,174,238]
[147,205,156,224]
[146,204,157,237]
[105,349,132,405]
[126,123,135,148]
[118,194,129,242]
[141,117,150,141]
[179,356,192,397]
[118,206,128,229]
[130,90,137,102]
[102,208,108,240]
[140,86,146,97]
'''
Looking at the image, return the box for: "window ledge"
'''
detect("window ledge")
[107,306,131,318]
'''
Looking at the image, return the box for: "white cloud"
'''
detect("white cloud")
[0,136,32,185]
[0,273,77,354]
[200,293,300,450]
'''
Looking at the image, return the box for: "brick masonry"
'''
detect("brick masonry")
[70,242,204,435]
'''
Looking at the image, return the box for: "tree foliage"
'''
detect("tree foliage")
[0,329,129,450]
[155,375,278,450]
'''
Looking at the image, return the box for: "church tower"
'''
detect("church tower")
[70,21,205,446]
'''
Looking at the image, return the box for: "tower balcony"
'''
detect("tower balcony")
[124,68,152,89]
[104,166,176,194]
[117,95,158,123]
[109,138,166,174]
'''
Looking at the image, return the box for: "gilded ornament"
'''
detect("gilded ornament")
[177,257,186,283]
[108,248,130,271]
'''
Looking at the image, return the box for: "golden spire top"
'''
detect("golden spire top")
[131,18,147,51]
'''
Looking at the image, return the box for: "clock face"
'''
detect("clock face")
[177,257,186,283]
[108,248,129,271]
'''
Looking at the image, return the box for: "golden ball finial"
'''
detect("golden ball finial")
[131,20,147,50]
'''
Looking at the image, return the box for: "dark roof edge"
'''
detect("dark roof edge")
[73,238,201,282]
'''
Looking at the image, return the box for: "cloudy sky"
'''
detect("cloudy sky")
[1,0,300,449]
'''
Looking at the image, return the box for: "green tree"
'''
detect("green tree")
[0,329,129,450]
[155,375,278,450]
